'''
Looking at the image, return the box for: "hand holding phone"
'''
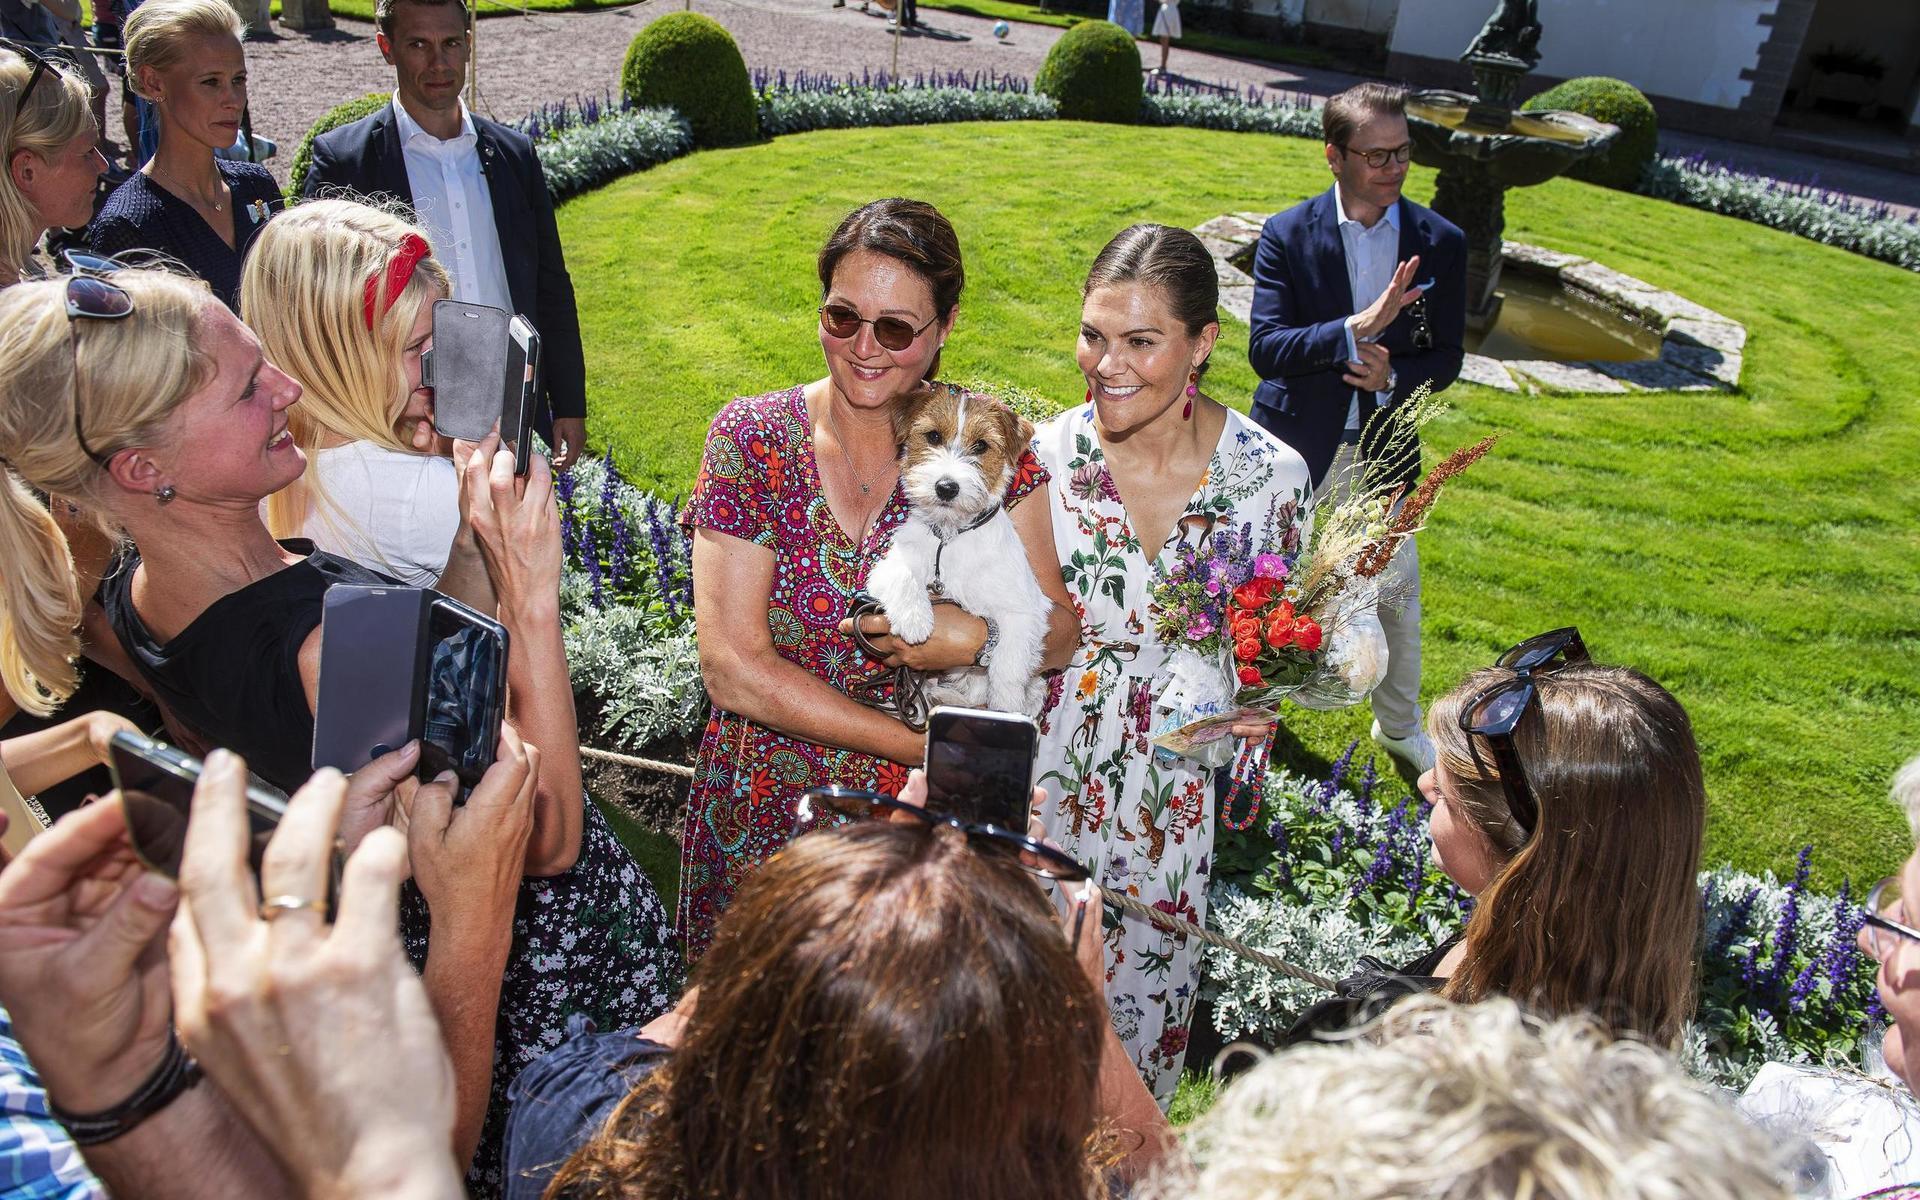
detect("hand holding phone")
[111,731,290,882]
[922,706,1039,827]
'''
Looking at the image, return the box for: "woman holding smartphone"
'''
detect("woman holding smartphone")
[1031,224,1311,1105]
[0,268,677,1197]
[244,198,491,605]
[678,198,1080,959]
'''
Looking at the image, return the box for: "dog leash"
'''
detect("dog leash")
[928,501,1001,595]
[845,592,936,732]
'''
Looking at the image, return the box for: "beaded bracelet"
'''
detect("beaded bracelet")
[48,1032,203,1146]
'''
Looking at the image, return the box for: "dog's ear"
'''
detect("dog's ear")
[994,403,1034,460]
[891,385,936,450]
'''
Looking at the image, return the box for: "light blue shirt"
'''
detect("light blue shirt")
[1334,184,1400,431]
[0,1006,105,1199]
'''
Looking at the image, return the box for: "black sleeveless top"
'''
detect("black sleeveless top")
[99,539,393,793]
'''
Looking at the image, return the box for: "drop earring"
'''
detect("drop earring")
[1183,369,1198,420]
[1085,385,1092,406]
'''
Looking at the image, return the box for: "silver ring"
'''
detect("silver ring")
[259,895,325,920]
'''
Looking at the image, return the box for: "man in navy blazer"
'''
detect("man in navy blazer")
[1247,81,1466,775]
[301,0,589,469]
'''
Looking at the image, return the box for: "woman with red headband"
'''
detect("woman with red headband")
[0,257,680,1196]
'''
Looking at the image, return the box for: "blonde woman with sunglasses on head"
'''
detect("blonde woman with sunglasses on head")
[2,41,105,286]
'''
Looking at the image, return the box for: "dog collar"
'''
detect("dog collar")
[930,502,1003,595]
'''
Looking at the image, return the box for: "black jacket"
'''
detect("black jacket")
[300,101,587,430]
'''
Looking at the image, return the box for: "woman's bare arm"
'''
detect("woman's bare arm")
[1009,490,1080,671]
[693,529,923,767]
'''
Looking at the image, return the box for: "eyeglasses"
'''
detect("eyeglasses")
[818,303,939,353]
[2,39,55,119]
[59,251,135,468]
[1458,627,1590,840]
[1865,874,1920,962]
[796,786,1091,883]
[1339,142,1412,170]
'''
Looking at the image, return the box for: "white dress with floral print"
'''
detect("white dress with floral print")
[1032,403,1311,1104]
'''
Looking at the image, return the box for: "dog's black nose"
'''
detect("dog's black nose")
[935,479,959,501]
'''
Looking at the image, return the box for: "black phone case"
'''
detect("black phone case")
[430,300,514,441]
[419,594,510,793]
[311,586,432,774]
[922,707,1039,827]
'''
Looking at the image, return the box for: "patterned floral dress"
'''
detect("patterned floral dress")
[1032,404,1310,1104]
[677,385,1047,957]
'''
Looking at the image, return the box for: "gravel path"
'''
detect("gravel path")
[223,0,1363,184]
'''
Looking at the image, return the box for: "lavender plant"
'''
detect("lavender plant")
[1205,749,1881,1090]
[1638,154,1920,272]
[534,107,694,203]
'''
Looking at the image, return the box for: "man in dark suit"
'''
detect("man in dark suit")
[301,0,589,469]
[1247,81,1466,776]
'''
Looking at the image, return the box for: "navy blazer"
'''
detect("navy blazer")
[300,102,587,432]
[1247,188,1466,490]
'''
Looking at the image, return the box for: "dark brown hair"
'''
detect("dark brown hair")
[1428,663,1706,1047]
[374,0,469,38]
[546,821,1112,1200]
[1321,81,1407,149]
[1082,223,1219,375]
[817,198,964,380]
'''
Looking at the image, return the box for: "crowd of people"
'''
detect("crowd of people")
[1,4,1917,1197]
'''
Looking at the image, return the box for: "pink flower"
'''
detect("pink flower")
[1185,613,1215,641]
[1252,553,1289,580]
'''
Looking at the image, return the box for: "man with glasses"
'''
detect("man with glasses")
[1246,80,1467,776]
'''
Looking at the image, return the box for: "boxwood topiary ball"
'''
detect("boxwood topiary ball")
[1034,19,1143,124]
[1522,76,1659,192]
[620,12,759,149]
[286,92,390,200]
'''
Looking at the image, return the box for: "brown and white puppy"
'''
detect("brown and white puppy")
[865,385,1051,715]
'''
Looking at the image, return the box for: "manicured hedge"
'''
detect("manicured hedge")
[286,92,388,199]
[1034,19,1142,123]
[1523,75,1659,192]
[620,13,758,148]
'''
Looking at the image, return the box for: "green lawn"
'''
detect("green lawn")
[557,121,1920,888]
[914,0,1345,71]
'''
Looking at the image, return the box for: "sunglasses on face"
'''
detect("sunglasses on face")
[1341,142,1412,170]
[1458,627,1590,840]
[796,786,1091,883]
[1865,874,1920,963]
[58,251,136,468]
[818,303,939,353]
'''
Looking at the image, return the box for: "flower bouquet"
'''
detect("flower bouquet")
[1148,388,1495,829]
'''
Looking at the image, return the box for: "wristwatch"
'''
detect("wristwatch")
[973,615,1000,668]
[1384,368,1399,393]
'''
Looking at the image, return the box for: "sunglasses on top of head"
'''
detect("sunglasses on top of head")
[1457,627,1589,841]
[56,251,137,469]
[818,303,939,353]
[2,38,57,113]
[796,786,1091,883]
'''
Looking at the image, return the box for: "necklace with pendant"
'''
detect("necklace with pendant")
[822,397,895,544]
[152,162,223,212]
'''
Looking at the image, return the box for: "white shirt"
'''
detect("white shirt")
[392,95,513,313]
[1334,183,1400,431]
[302,441,461,588]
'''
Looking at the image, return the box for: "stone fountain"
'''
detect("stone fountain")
[1406,0,1620,331]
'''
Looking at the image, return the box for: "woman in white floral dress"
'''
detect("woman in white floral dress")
[1033,225,1311,1103]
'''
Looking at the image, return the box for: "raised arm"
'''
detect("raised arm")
[1247,223,1352,382]
[693,529,922,767]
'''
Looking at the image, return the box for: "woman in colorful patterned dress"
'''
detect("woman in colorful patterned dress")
[677,199,1080,957]
[1033,225,1312,1103]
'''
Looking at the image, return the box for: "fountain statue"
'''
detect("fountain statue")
[1406,0,1618,330]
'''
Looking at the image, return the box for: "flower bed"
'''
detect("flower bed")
[1204,745,1881,1090]
[1640,153,1920,272]
[752,69,1056,135]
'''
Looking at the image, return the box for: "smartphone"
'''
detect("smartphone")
[418,594,509,793]
[501,315,541,477]
[109,730,290,882]
[423,299,512,441]
[312,585,432,776]
[922,706,1039,828]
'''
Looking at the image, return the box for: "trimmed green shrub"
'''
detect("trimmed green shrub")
[1034,19,1142,124]
[620,13,757,148]
[286,92,389,200]
[1522,75,1658,191]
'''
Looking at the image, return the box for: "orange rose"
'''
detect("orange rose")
[1232,579,1276,611]
[1237,665,1263,686]
[1235,637,1261,663]
[1293,616,1323,653]
[1265,613,1296,648]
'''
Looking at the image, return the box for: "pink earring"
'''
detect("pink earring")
[1183,370,1198,420]
[1085,385,1092,406]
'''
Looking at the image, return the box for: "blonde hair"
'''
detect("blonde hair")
[1894,753,1920,844]
[242,199,447,539]
[1428,663,1705,1047]
[1141,996,1795,1200]
[0,269,215,714]
[123,0,245,102]
[1,47,96,284]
